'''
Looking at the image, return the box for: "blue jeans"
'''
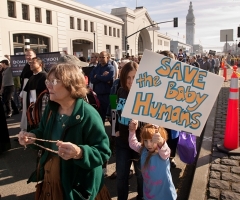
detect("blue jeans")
[116,137,143,200]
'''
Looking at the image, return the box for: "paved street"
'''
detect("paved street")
[1,68,240,200]
[189,68,240,200]
[1,109,193,200]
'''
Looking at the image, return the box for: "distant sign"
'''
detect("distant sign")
[10,52,61,77]
[122,50,224,136]
[220,29,233,42]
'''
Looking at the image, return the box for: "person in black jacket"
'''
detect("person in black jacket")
[0,98,11,154]
[115,61,143,200]
[90,51,114,123]
[23,57,47,130]
[0,59,18,118]
[82,53,99,89]
[19,49,35,131]
[190,56,200,68]
[24,57,47,109]
[199,56,211,71]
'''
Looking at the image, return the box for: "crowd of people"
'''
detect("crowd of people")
[0,48,237,199]
[174,48,238,75]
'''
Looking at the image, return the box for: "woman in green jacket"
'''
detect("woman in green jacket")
[18,61,111,200]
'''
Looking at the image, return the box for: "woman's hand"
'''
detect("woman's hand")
[129,119,138,131]
[56,141,82,160]
[18,131,36,146]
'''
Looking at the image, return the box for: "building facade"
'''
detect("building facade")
[111,6,171,56]
[0,0,171,60]
[170,40,192,55]
[0,0,123,59]
[193,44,203,55]
[186,2,195,46]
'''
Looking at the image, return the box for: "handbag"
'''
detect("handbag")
[177,131,197,164]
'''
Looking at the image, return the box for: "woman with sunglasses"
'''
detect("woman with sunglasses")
[18,55,111,200]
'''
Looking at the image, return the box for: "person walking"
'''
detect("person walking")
[214,55,220,75]
[19,49,35,130]
[115,61,143,200]
[128,121,177,200]
[0,97,11,154]
[90,51,114,123]
[0,59,18,118]
[18,58,111,200]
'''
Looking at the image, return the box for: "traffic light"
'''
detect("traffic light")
[127,45,129,50]
[238,27,240,37]
[173,17,178,28]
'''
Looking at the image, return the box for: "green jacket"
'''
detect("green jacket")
[28,98,111,200]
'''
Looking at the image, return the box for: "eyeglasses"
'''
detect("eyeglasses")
[45,79,61,86]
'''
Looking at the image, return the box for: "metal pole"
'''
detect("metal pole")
[93,32,96,52]
[125,36,128,56]
[153,30,154,52]
[237,40,238,55]
[236,40,237,54]
[226,35,227,54]
[126,20,172,40]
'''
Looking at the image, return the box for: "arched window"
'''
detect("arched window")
[13,33,49,54]
[138,34,143,54]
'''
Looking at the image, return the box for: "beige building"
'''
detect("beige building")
[0,0,171,60]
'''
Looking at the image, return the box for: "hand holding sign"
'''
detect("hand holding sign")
[129,120,138,131]
[152,129,165,148]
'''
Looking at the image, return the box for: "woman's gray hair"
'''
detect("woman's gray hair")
[48,55,88,98]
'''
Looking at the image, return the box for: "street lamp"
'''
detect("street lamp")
[236,40,238,55]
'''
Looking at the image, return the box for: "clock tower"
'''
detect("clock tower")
[186,2,195,46]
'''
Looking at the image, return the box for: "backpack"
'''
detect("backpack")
[27,89,49,129]
[27,87,100,129]
[84,87,101,111]
[177,131,197,164]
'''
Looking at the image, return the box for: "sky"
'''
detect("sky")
[76,0,240,52]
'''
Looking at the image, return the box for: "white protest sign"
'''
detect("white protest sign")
[122,50,224,136]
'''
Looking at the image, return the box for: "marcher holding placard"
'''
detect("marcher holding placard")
[106,58,133,179]
[128,121,177,200]
[115,61,143,200]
